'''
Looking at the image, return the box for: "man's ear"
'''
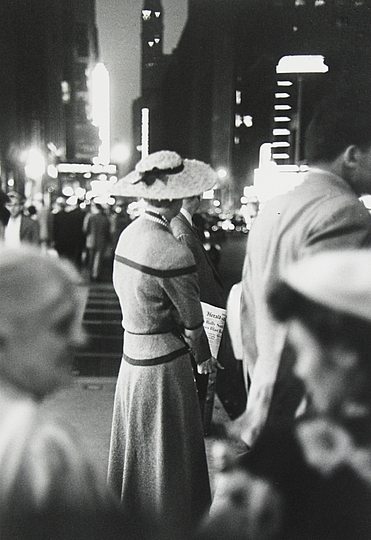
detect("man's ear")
[343,145,361,168]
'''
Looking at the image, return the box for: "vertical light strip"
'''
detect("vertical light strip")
[141,108,149,158]
[92,63,110,165]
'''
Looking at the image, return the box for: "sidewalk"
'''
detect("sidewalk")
[41,376,245,494]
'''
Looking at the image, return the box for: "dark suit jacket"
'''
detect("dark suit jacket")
[20,215,40,245]
[171,212,224,308]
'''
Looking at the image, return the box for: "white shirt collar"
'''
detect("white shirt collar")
[180,207,192,225]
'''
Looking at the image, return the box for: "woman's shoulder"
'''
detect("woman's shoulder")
[151,230,196,271]
[116,219,196,271]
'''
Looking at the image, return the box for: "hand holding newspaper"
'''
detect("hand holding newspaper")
[201,302,227,435]
[201,302,227,358]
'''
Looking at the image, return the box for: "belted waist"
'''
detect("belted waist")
[123,330,189,366]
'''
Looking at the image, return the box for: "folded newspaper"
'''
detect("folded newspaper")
[201,302,227,435]
[201,302,227,357]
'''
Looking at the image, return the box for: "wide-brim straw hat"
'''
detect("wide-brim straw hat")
[283,249,371,323]
[111,150,218,200]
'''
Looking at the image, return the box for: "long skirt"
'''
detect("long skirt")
[107,346,211,538]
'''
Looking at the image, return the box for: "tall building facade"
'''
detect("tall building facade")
[131,0,171,164]
[134,0,371,210]
[0,0,100,198]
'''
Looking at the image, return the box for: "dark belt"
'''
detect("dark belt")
[123,346,189,366]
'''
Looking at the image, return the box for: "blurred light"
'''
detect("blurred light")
[202,189,214,199]
[62,186,74,197]
[8,178,14,187]
[47,164,58,178]
[111,143,130,164]
[94,196,115,205]
[360,195,371,209]
[273,153,290,159]
[25,148,45,180]
[273,128,290,136]
[217,168,227,179]
[90,180,110,195]
[61,81,70,103]
[213,200,221,207]
[272,141,290,148]
[57,163,116,174]
[241,196,248,204]
[66,195,78,206]
[276,55,329,74]
[92,63,110,165]
[98,174,108,181]
[75,187,86,198]
[141,108,149,158]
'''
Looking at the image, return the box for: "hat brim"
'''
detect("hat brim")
[110,159,218,199]
[284,250,371,323]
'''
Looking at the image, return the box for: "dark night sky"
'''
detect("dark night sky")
[96,0,188,152]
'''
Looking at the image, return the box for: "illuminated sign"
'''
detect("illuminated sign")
[57,163,117,174]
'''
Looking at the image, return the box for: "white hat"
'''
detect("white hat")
[284,250,371,322]
[111,150,218,200]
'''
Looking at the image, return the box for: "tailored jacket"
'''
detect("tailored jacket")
[20,215,40,245]
[240,168,371,448]
[171,212,224,308]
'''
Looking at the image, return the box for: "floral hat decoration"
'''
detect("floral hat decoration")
[111,150,218,200]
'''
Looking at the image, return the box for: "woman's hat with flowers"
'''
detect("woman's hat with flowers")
[111,150,218,200]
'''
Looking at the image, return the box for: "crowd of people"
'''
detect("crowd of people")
[0,192,131,282]
[1,80,371,539]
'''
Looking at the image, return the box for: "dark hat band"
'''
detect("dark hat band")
[132,163,185,186]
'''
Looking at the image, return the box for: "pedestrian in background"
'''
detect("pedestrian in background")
[4,191,39,246]
[52,197,85,269]
[239,81,371,449]
[0,189,10,241]
[84,200,111,282]
[108,150,221,539]
[0,246,124,539]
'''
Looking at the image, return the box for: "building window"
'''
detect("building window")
[236,90,241,104]
[295,0,306,6]
[315,0,325,6]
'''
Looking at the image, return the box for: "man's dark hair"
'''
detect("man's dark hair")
[304,84,371,165]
